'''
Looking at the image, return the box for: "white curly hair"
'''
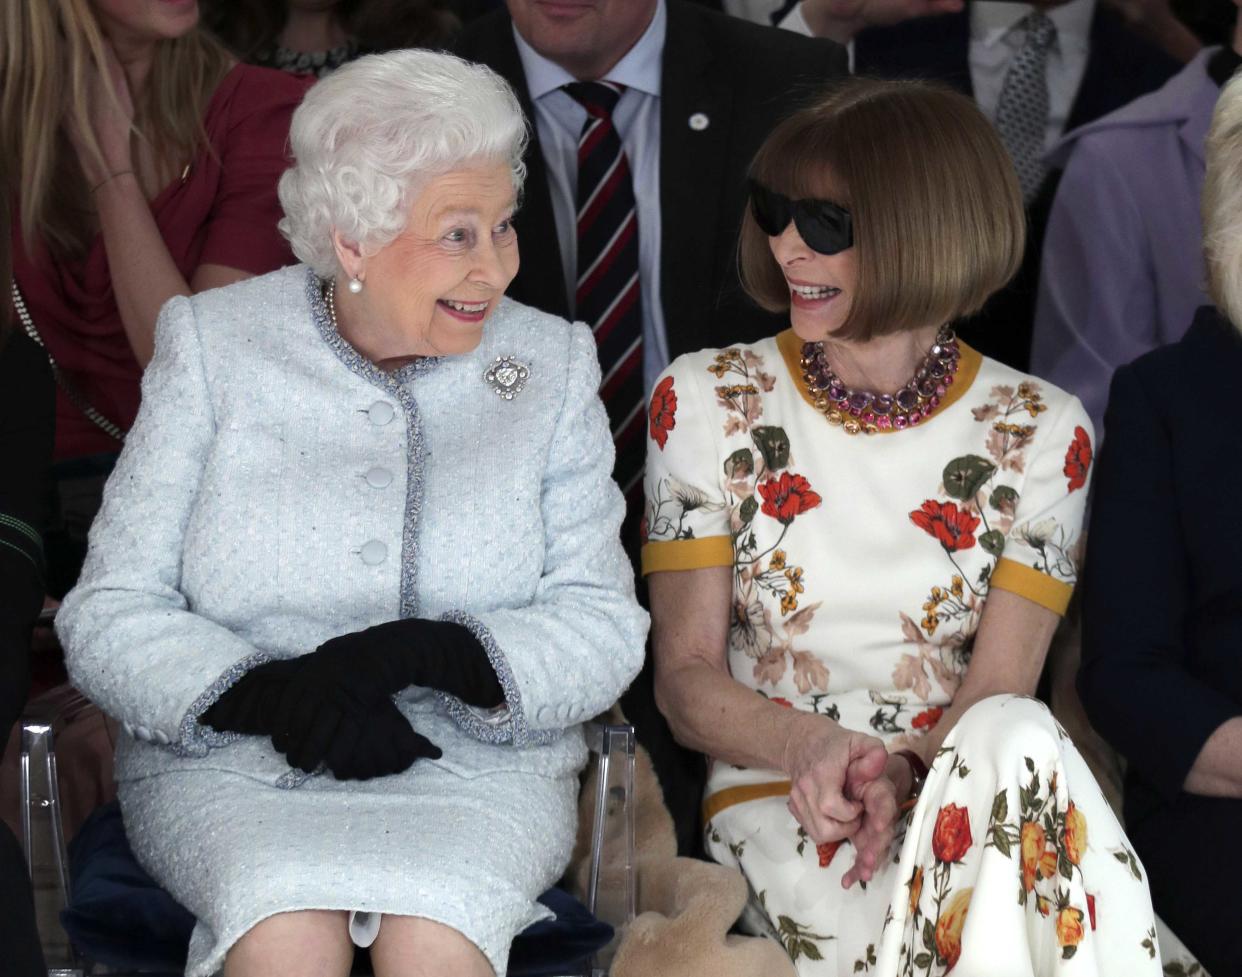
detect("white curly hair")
[277,49,528,277]
[1204,71,1242,331]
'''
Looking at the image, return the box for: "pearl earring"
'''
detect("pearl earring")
[348,277,363,294]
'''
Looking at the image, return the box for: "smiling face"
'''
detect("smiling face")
[768,223,858,344]
[345,161,520,359]
[89,0,200,43]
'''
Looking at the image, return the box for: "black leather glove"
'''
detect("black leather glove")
[281,618,504,719]
[271,693,441,779]
[201,658,301,735]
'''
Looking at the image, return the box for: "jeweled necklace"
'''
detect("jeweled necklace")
[800,326,959,435]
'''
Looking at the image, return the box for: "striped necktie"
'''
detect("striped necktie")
[564,81,646,531]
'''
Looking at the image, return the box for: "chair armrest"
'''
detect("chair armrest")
[582,721,636,959]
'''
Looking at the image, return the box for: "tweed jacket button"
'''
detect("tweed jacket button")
[535,705,551,722]
[122,721,135,737]
[359,540,387,565]
[364,467,393,489]
[153,730,170,745]
[135,725,152,742]
[367,401,395,425]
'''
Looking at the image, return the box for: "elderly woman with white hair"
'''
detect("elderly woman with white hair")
[1079,73,1242,977]
[56,50,647,977]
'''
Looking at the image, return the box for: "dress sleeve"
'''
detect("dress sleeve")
[197,71,311,274]
[989,393,1093,615]
[57,296,272,757]
[640,355,734,575]
[435,322,649,747]
[1079,364,1241,801]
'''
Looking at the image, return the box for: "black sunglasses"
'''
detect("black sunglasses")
[747,180,853,256]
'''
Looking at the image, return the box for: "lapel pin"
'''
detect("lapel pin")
[688,112,710,131]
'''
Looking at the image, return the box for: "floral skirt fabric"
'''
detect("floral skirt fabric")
[704,696,1163,976]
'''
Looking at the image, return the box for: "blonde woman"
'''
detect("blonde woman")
[645,79,1161,976]
[2,0,310,590]
[1080,72,1242,977]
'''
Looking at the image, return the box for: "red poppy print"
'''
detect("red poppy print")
[909,500,981,553]
[912,706,944,731]
[649,375,677,450]
[770,697,794,708]
[1063,425,1092,493]
[758,473,822,524]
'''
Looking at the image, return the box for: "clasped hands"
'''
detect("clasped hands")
[202,618,503,781]
[783,717,917,888]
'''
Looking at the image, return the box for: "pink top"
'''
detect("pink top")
[12,63,313,460]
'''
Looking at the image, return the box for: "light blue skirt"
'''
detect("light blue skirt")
[119,760,577,977]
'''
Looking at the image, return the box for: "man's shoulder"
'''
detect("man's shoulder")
[667,0,845,79]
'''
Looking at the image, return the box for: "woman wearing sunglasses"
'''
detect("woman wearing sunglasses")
[641,78,1161,976]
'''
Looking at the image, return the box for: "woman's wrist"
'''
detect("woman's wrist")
[779,708,841,778]
[90,169,137,195]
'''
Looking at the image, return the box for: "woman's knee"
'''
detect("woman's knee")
[225,910,352,977]
[371,914,494,977]
[947,694,1062,765]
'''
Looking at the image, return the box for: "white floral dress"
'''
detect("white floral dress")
[641,331,1162,977]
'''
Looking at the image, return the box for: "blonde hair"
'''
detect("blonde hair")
[1203,72,1242,330]
[0,0,232,258]
[739,78,1025,342]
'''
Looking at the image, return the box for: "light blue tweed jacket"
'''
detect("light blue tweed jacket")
[58,264,648,788]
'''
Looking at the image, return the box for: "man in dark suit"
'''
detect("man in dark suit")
[455,0,846,855]
[780,0,1181,370]
[454,0,846,368]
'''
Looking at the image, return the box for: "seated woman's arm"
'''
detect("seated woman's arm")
[56,296,273,756]
[650,565,890,840]
[1080,364,1242,801]
[912,395,1093,767]
[436,323,650,747]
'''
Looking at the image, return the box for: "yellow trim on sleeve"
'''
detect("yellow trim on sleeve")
[990,557,1074,615]
[702,780,792,825]
[775,328,984,431]
[641,536,734,576]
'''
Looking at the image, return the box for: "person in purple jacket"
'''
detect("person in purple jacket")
[1031,1,1241,436]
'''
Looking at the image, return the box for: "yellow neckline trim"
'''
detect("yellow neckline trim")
[775,328,983,433]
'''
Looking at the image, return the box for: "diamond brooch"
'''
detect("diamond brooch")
[483,355,530,400]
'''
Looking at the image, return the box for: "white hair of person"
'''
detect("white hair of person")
[278,49,528,277]
[1203,71,1242,331]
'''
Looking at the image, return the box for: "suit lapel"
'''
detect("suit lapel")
[659,2,733,359]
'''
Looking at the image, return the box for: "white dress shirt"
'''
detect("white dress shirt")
[513,1,670,394]
[782,0,1095,151]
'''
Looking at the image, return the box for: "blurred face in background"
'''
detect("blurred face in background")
[89,0,200,45]
[506,0,658,80]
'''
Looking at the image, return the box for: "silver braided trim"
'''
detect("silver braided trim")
[435,610,561,748]
[174,651,273,758]
[11,279,126,443]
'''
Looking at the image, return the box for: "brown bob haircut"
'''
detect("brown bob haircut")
[739,77,1026,342]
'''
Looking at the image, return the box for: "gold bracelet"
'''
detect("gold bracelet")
[90,169,135,194]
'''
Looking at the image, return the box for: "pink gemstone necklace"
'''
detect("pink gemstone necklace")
[799,326,960,435]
